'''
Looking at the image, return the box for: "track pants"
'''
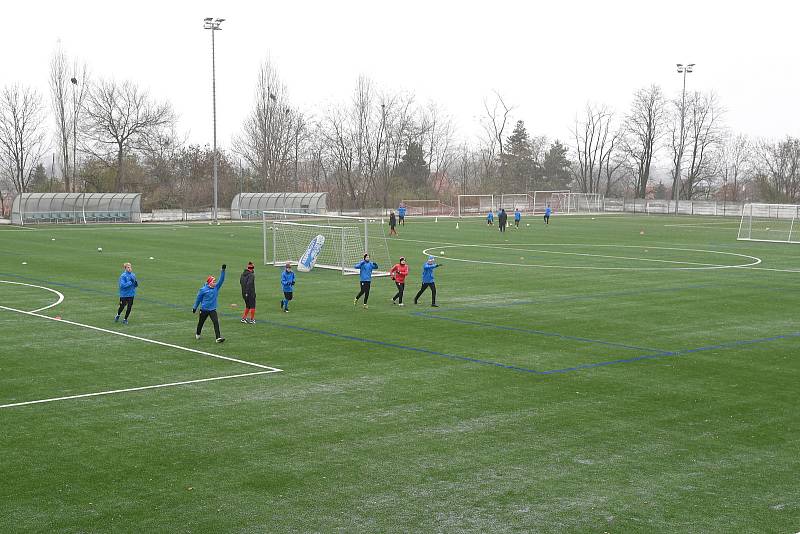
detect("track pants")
[117,297,134,319]
[197,309,221,338]
[393,282,405,304]
[414,283,436,305]
[355,281,371,304]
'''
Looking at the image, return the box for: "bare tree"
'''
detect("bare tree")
[234,60,303,192]
[82,79,175,191]
[0,85,48,194]
[49,47,89,192]
[420,102,456,196]
[621,85,667,197]
[572,103,620,194]
[482,92,514,191]
[752,137,800,202]
[718,134,751,202]
[668,91,725,199]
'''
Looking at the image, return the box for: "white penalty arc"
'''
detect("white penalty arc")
[0,280,65,312]
[421,243,762,271]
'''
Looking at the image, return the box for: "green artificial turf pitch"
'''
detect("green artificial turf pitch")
[0,215,798,532]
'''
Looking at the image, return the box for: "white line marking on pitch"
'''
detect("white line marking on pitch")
[0,304,281,371]
[0,370,279,409]
[0,280,65,312]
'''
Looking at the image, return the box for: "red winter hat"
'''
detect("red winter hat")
[207,275,216,284]
[247,262,254,271]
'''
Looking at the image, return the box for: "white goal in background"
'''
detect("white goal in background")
[457,195,495,217]
[262,211,392,275]
[737,203,800,243]
[498,194,534,213]
[547,192,603,215]
[401,199,455,216]
[530,190,570,214]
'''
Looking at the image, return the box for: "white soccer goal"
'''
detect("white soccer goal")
[457,195,495,217]
[738,203,800,243]
[401,199,456,216]
[530,190,570,214]
[498,193,534,213]
[262,211,392,275]
[547,192,603,215]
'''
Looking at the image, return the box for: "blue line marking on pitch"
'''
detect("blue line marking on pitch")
[3,272,797,376]
[411,312,668,354]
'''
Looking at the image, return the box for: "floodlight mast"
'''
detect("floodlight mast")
[203,17,224,222]
[673,63,695,215]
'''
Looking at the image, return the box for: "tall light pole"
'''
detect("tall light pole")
[70,76,78,193]
[674,63,694,215]
[204,17,225,222]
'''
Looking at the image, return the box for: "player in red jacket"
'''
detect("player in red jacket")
[390,257,409,306]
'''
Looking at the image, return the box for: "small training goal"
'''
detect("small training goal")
[737,203,800,243]
[263,211,392,275]
[457,195,495,217]
[401,199,455,217]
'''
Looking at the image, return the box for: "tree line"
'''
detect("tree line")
[1,47,799,213]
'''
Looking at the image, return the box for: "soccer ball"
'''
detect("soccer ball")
[440,251,445,255]
[97,247,103,252]
[526,223,530,227]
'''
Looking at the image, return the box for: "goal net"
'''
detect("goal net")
[498,193,534,213]
[457,195,495,217]
[544,192,603,215]
[401,199,455,216]
[738,203,800,243]
[530,190,570,214]
[263,211,392,275]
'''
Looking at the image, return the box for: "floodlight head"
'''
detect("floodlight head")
[686,64,694,72]
[204,17,213,21]
[677,64,684,73]
[215,18,225,23]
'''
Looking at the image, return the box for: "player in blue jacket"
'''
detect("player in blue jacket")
[398,205,407,225]
[486,210,494,226]
[115,262,138,324]
[353,253,378,308]
[514,208,521,228]
[544,204,552,224]
[413,256,441,307]
[193,264,226,343]
[280,262,295,313]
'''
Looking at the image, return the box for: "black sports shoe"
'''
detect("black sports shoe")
[431,304,439,307]
[216,337,226,343]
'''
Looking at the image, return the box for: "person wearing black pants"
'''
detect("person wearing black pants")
[390,257,409,306]
[115,262,138,325]
[353,253,378,309]
[193,264,226,343]
[414,256,441,307]
[498,208,508,232]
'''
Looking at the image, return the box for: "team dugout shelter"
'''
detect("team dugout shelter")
[231,192,327,220]
[11,193,142,225]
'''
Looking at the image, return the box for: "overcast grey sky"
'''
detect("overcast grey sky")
[3,0,799,151]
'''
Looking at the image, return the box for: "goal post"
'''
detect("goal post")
[738,203,800,243]
[401,199,455,216]
[499,193,534,213]
[530,190,570,214]
[532,191,603,215]
[262,211,392,275]
[457,195,495,217]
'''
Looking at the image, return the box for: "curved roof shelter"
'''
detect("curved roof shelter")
[231,192,327,219]
[11,193,142,225]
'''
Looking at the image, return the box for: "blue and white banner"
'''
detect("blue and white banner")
[298,234,325,272]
